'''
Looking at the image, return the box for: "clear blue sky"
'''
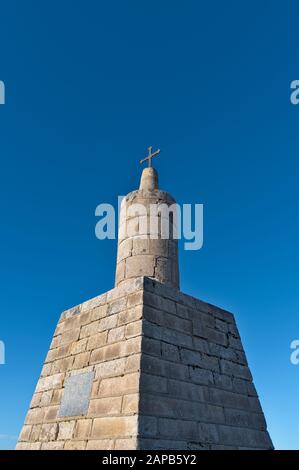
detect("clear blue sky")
[0,0,298,450]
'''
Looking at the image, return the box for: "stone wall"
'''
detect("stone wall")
[17,276,273,450]
[115,185,179,290]
[17,278,144,450]
[138,278,273,450]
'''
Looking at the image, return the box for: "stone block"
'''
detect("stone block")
[86,439,114,450]
[88,396,122,416]
[90,305,107,322]
[91,416,138,439]
[117,238,132,262]
[40,363,52,377]
[220,360,252,381]
[30,393,42,408]
[115,438,138,450]
[25,408,45,425]
[17,277,272,450]
[64,440,87,450]
[127,291,143,308]
[71,338,88,354]
[125,320,142,338]
[40,390,53,407]
[189,366,214,386]
[158,418,197,440]
[19,425,32,442]
[57,421,76,440]
[132,238,149,256]
[138,438,187,450]
[208,388,250,410]
[166,379,207,403]
[107,297,127,316]
[126,354,141,373]
[149,239,169,256]
[213,372,232,390]
[44,405,59,422]
[59,327,81,347]
[99,373,139,397]
[39,423,58,442]
[73,352,90,369]
[29,425,41,442]
[51,357,74,374]
[217,425,273,449]
[140,373,168,394]
[118,305,143,325]
[197,422,219,444]
[139,416,158,437]
[80,321,100,339]
[126,255,155,278]
[87,331,107,351]
[51,388,63,405]
[94,357,126,380]
[122,393,139,414]
[192,337,210,354]
[126,336,142,355]
[215,318,229,333]
[90,342,124,364]
[79,310,92,326]
[161,342,180,362]
[139,394,224,422]
[180,349,220,372]
[45,345,71,363]
[55,315,80,336]
[205,327,228,346]
[142,337,161,357]
[224,408,266,430]
[20,442,43,450]
[162,327,193,349]
[107,326,125,344]
[141,355,188,381]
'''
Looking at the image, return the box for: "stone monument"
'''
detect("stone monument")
[17,148,273,450]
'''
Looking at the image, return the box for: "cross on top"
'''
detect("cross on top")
[140,146,161,167]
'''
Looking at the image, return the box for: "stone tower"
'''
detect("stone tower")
[17,164,273,450]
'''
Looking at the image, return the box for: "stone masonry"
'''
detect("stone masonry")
[17,164,273,450]
[17,276,273,450]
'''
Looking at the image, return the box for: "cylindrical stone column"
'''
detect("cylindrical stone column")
[115,167,180,289]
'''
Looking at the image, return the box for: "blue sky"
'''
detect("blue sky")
[0,0,298,450]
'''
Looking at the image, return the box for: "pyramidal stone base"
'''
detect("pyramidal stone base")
[17,276,273,450]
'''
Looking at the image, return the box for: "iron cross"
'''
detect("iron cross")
[140,146,161,167]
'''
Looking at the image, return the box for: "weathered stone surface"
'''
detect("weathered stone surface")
[88,397,122,416]
[36,373,64,393]
[17,277,272,451]
[39,423,58,442]
[74,419,92,439]
[64,440,87,450]
[18,425,32,442]
[86,439,114,450]
[57,421,76,440]
[122,393,139,414]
